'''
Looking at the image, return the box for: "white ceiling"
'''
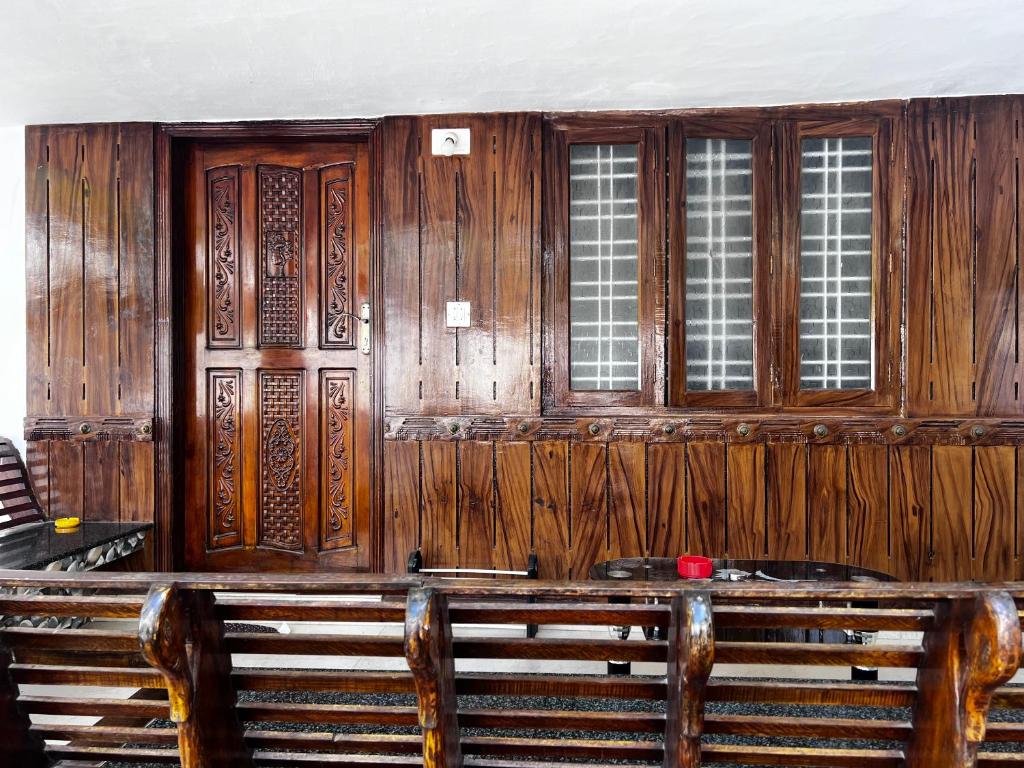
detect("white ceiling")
[1,0,1022,126]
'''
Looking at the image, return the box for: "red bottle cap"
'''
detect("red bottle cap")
[677,555,713,579]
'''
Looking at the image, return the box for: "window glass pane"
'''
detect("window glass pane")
[569,143,640,391]
[799,136,873,390]
[685,138,754,391]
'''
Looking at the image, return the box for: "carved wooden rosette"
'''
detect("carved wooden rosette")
[206,166,241,348]
[321,370,355,549]
[208,369,242,550]
[321,163,355,348]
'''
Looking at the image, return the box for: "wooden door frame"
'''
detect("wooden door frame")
[153,119,385,572]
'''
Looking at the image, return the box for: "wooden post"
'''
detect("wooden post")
[139,584,253,768]
[405,587,462,768]
[663,592,715,768]
[0,636,46,768]
[905,590,1021,768]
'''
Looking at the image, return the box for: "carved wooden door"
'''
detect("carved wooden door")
[182,142,371,571]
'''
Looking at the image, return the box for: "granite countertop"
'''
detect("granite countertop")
[0,521,152,570]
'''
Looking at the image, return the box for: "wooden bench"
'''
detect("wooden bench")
[0,571,1020,767]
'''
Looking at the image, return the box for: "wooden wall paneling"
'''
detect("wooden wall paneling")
[531,441,569,580]
[569,442,607,579]
[973,446,1016,580]
[929,445,973,581]
[890,445,932,581]
[47,127,86,417]
[847,445,890,573]
[493,441,532,572]
[805,445,847,563]
[607,441,646,561]
[24,442,49,516]
[383,440,421,572]
[765,442,807,561]
[380,118,422,414]
[117,123,156,414]
[83,441,120,522]
[1019,447,1024,581]
[457,441,494,570]
[47,441,83,520]
[907,100,976,415]
[120,442,154,524]
[25,128,49,415]
[82,124,119,414]
[973,98,1021,416]
[421,441,457,568]
[726,443,766,559]
[494,114,541,412]
[647,443,686,557]
[686,442,726,558]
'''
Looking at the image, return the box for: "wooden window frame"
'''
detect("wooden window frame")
[667,117,773,408]
[777,116,900,410]
[543,119,666,411]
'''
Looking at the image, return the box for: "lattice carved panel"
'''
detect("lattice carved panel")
[259,371,304,551]
[259,165,303,348]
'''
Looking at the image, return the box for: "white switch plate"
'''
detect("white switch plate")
[432,128,471,156]
[446,301,471,328]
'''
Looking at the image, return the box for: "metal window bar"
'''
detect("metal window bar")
[798,136,874,390]
[684,138,755,391]
[568,144,640,390]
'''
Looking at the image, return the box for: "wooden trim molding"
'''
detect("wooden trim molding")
[384,414,1024,446]
[24,416,153,442]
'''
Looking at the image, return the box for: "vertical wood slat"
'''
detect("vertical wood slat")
[47,441,83,520]
[384,440,421,572]
[973,98,1021,415]
[648,443,686,558]
[83,441,119,522]
[766,442,806,561]
[686,443,725,558]
[494,113,542,412]
[532,441,568,580]
[457,441,494,570]
[47,127,86,417]
[494,442,532,573]
[421,441,457,568]
[570,442,607,580]
[607,442,646,562]
[890,445,932,581]
[380,117,422,414]
[120,442,154,524]
[974,446,1016,581]
[907,99,976,416]
[806,445,846,563]
[727,443,765,559]
[24,128,49,415]
[930,446,974,581]
[848,445,890,573]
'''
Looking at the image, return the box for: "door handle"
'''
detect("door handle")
[359,302,371,355]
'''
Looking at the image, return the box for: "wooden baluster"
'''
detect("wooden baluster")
[0,635,45,768]
[663,592,715,768]
[139,584,252,768]
[405,587,462,768]
[905,590,1021,768]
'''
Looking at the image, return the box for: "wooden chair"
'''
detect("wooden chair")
[0,570,1018,768]
[0,438,46,533]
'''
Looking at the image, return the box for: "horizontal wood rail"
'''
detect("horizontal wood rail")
[0,571,1021,767]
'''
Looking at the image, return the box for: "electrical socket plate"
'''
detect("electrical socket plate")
[432,128,471,156]
[446,301,471,328]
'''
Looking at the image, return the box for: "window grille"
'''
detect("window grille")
[568,144,640,391]
[684,138,755,391]
[799,136,874,390]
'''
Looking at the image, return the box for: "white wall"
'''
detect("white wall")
[0,127,25,455]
